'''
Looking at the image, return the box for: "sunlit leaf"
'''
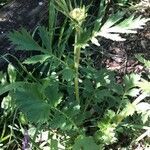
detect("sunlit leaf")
[23,54,51,64]
[136,102,150,112]
[126,88,140,97]
[123,74,141,91]
[91,13,150,45]
[135,54,150,68]
[7,64,16,83]
[137,79,150,94]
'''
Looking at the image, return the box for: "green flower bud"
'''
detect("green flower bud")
[69,7,87,23]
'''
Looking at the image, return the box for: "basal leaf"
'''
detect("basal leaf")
[8,28,45,52]
[0,82,25,96]
[14,84,50,123]
[38,26,51,50]
[23,54,51,64]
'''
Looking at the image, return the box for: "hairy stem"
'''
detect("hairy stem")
[74,31,81,103]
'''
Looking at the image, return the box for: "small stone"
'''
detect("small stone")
[38,2,43,6]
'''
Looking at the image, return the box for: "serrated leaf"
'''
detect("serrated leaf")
[126,88,140,97]
[8,28,45,52]
[14,84,50,123]
[91,37,100,46]
[95,89,115,103]
[63,102,80,118]
[38,26,51,50]
[135,54,150,68]
[98,110,116,124]
[77,28,91,49]
[50,102,80,130]
[137,79,150,94]
[110,84,124,95]
[120,103,136,117]
[0,82,25,96]
[94,69,116,86]
[117,16,150,31]
[44,82,62,107]
[100,11,125,30]
[23,54,51,64]
[91,13,150,43]
[73,135,99,150]
[140,110,150,123]
[136,102,150,123]
[83,78,94,98]
[124,74,141,91]
[62,67,75,81]
[50,112,69,129]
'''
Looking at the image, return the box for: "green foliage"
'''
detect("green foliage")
[73,135,100,150]
[38,26,51,50]
[0,0,150,149]
[96,110,117,145]
[62,67,75,81]
[23,54,51,64]
[135,54,150,68]
[8,28,45,52]
[14,83,51,123]
[91,14,150,44]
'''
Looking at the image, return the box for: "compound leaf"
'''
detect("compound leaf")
[14,84,50,123]
[23,54,51,64]
[44,82,62,107]
[8,28,45,52]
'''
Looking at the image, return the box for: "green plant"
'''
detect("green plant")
[0,0,150,149]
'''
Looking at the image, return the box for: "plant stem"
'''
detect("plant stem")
[74,30,81,103]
